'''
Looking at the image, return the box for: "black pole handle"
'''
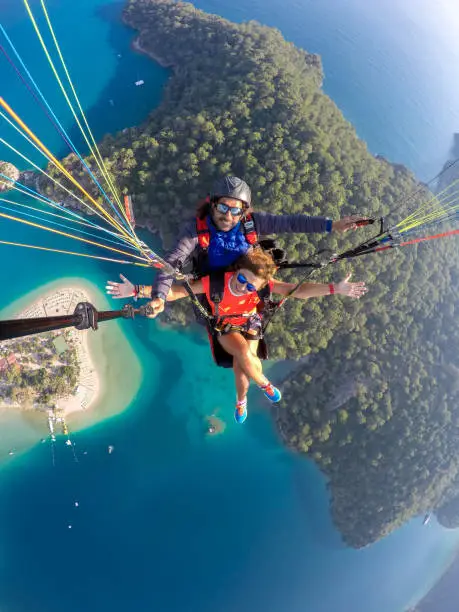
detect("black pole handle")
[0,301,153,341]
[0,313,81,340]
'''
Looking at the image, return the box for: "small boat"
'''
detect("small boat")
[65,439,72,446]
[423,513,432,526]
[108,445,114,454]
[135,79,145,86]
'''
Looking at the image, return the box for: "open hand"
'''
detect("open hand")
[335,273,367,299]
[105,274,135,299]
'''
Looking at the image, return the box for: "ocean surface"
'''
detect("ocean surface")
[1,1,459,611]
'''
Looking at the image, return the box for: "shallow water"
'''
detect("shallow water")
[1,1,458,610]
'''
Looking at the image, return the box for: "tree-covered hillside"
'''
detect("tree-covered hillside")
[43,0,459,547]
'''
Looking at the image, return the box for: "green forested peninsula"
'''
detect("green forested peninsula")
[44,0,459,547]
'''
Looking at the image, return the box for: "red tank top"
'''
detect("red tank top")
[202,272,271,326]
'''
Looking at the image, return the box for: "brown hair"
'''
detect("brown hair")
[196,197,211,219]
[232,248,277,284]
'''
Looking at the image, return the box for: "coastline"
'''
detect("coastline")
[1,284,100,417]
[0,278,143,460]
[130,34,174,69]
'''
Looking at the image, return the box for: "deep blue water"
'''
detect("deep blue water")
[193,0,459,181]
[1,1,459,611]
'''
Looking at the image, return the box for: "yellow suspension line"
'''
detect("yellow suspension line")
[0,97,134,244]
[0,197,140,250]
[0,131,151,258]
[23,0,127,226]
[403,190,458,225]
[0,168,138,248]
[20,0,150,261]
[433,175,459,204]
[397,204,444,232]
[0,211,150,263]
[0,114,139,250]
[0,134,125,235]
[39,0,127,218]
[396,190,442,229]
[397,177,459,230]
[0,240,149,266]
[398,197,459,233]
[397,194,446,231]
[0,91,146,258]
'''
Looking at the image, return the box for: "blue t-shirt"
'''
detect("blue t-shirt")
[206,216,250,270]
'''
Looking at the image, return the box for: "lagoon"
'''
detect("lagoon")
[1,1,458,610]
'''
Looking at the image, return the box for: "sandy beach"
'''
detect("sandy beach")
[0,278,143,461]
[1,284,100,416]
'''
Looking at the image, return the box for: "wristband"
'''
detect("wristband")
[329,284,335,295]
[325,219,333,233]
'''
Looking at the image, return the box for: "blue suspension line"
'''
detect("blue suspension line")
[0,173,135,246]
[0,24,133,236]
[0,201,142,252]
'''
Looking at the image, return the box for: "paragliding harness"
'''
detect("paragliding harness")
[0,217,385,344]
[194,207,287,280]
[203,269,274,368]
[195,208,259,270]
[193,210,288,367]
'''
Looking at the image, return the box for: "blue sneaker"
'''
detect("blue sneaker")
[235,398,248,424]
[260,382,282,403]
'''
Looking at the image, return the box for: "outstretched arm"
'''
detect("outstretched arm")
[105,276,204,303]
[165,279,204,302]
[106,275,152,299]
[271,274,367,300]
[253,212,369,235]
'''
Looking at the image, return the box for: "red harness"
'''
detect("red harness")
[196,211,258,250]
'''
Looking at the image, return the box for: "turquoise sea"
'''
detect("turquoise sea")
[1,1,459,611]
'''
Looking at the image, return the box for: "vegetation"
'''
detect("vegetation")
[437,494,459,529]
[42,0,459,547]
[0,332,80,408]
[0,161,20,192]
